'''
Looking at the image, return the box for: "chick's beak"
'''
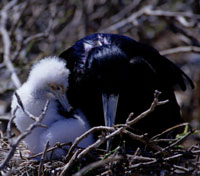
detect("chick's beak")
[55,92,72,112]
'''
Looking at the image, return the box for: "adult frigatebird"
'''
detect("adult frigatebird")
[59,33,194,144]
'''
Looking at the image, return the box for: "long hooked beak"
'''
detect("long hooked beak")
[102,93,119,151]
[55,92,72,112]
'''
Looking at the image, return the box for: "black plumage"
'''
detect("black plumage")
[59,33,194,139]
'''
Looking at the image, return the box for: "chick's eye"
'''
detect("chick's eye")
[50,84,61,91]
[56,86,61,91]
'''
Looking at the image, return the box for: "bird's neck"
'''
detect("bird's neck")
[30,86,49,101]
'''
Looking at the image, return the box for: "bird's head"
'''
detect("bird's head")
[27,56,72,112]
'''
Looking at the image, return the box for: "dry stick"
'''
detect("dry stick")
[126,155,157,171]
[77,127,125,160]
[171,22,200,46]
[73,156,122,176]
[151,122,190,140]
[0,0,21,88]
[61,128,122,175]
[131,155,156,162]
[27,142,72,159]
[80,96,167,154]
[104,5,200,32]
[109,0,142,23]
[191,150,200,155]
[144,8,200,19]
[126,91,169,126]
[38,141,50,176]
[165,130,192,149]
[104,5,149,32]
[61,91,169,175]
[7,107,19,144]
[12,3,55,61]
[60,149,82,176]
[14,92,47,129]
[10,0,31,35]
[172,164,190,173]
[123,130,169,155]
[152,123,193,155]
[160,46,200,56]
[65,126,114,161]
[0,98,50,170]
[164,153,183,162]
[129,159,157,169]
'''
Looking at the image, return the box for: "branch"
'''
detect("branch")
[0,96,50,170]
[38,141,50,176]
[61,90,169,174]
[126,90,168,126]
[0,0,21,88]
[65,126,114,162]
[27,142,72,159]
[77,91,168,159]
[103,5,200,32]
[73,156,122,176]
[160,46,200,55]
[12,3,55,61]
[14,92,47,128]
[60,149,81,176]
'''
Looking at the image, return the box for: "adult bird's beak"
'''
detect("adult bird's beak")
[102,93,119,150]
[55,92,72,112]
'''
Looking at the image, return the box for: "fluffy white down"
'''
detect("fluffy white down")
[28,56,69,90]
[11,56,94,159]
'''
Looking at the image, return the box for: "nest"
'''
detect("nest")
[0,124,200,176]
[0,91,200,176]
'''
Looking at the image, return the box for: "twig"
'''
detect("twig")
[134,155,156,162]
[62,127,124,175]
[12,3,55,61]
[76,128,123,161]
[126,112,134,123]
[123,130,170,156]
[64,90,168,173]
[129,158,157,169]
[14,92,47,128]
[151,122,190,140]
[77,90,168,160]
[160,46,200,55]
[38,141,50,176]
[27,142,72,159]
[170,22,200,46]
[127,90,168,126]
[10,1,31,35]
[60,149,81,176]
[103,5,150,32]
[7,106,18,143]
[172,164,190,172]
[0,97,50,170]
[65,126,114,161]
[163,130,193,151]
[104,5,200,32]
[145,8,200,19]
[10,0,30,36]
[73,156,122,176]
[155,129,193,155]
[164,153,183,161]
[0,0,21,88]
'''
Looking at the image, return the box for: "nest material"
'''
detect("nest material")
[1,121,200,176]
[1,91,200,176]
